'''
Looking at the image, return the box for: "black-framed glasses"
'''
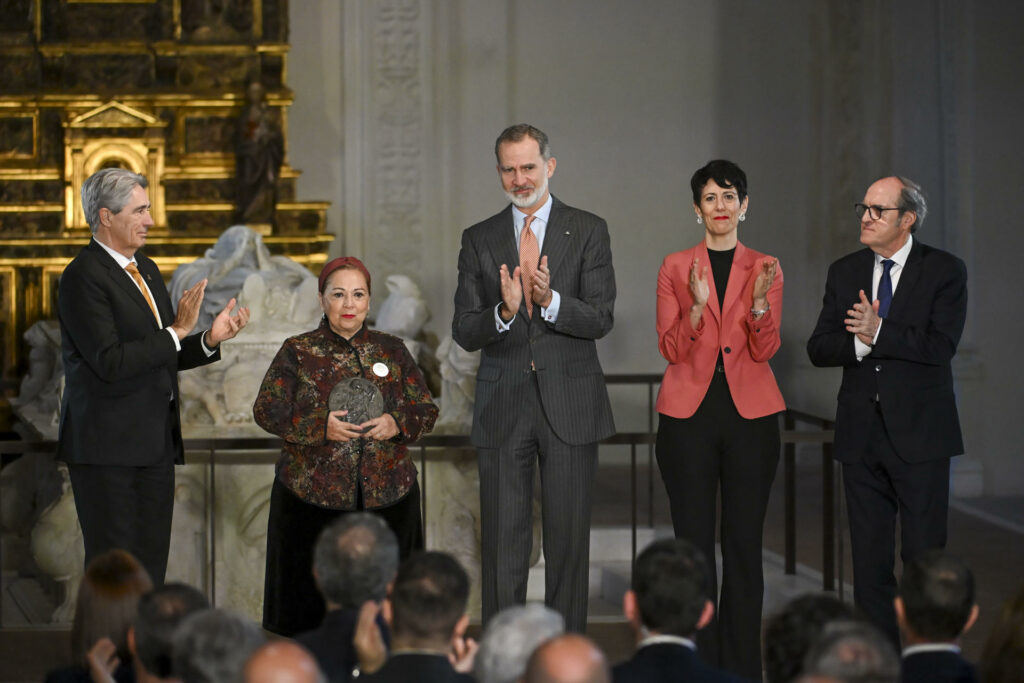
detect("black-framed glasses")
[854,203,903,220]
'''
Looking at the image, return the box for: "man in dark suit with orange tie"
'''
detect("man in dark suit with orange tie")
[807,175,968,646]
[452,124,616,632]
[58,167,249,583]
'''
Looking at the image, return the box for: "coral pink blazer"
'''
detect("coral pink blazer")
[655,241,785,419]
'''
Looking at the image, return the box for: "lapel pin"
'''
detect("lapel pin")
[564,231,570,236]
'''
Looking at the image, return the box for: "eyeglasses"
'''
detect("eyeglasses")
[854,203,903,220]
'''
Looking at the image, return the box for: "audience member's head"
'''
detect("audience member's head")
[172,608,265,683]
[387,551,469,648]
[801,620,899,683]
[72,549,153,666]
[895,549,978,644]
[313,512,399,610]
[979,581,1024,683]
[764,592,858,683]
[524,634,610,683]
[131,583,209,680]
[474,604,565,683]
[243,641,326,683]
[624,538,712,639]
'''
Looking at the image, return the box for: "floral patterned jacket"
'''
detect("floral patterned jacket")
[253,319,438,509]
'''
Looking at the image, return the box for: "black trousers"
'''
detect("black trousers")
[262,476,424,637]
[68,459,176,586]
[655,371,780,680]
[843,402,950,647]
[477,372,598,634]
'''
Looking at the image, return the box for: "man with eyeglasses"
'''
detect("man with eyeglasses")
[807,176,968,648]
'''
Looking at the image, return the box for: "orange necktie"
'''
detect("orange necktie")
[519,215,539,317]
[125,262,161,325]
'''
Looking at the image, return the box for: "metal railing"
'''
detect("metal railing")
[0,374,840,625]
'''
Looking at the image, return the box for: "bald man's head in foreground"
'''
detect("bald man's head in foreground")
[243,641,326,683]
[524,634,610,683]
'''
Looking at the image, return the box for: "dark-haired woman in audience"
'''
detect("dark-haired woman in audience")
[254,256,438,637]
[654,159,784,678]
[45,549,152,683]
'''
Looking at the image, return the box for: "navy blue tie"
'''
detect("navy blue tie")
[877,259,894,318]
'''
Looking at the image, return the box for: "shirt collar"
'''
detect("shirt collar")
[637,634,697,651]
[876,233,913,269]
[93,237,135,269]
[512,192,553,228]
[902,642,961,657]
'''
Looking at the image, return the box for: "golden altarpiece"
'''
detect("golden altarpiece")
[0,0,331,422]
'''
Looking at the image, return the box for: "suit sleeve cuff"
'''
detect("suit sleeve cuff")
[166,327,182,352]
[541,290,560,322]
[495,303,514,332]
[200,330,217,356]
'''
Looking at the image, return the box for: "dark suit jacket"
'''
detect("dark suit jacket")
[57,240,219,466]
[807,240,967,463]
[295,607,391,683]
[452,197,616,447]
[362,653,473,683]
[612,642,749,683]
[900,649,977,683]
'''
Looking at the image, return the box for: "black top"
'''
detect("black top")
[707,246,735,368]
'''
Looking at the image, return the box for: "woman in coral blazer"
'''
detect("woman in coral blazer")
[655,159,784,679]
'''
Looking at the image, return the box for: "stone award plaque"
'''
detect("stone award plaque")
[329,377,384,431]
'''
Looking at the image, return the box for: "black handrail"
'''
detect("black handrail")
[0,378,841,624]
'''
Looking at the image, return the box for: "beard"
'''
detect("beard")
[504,174,549,209]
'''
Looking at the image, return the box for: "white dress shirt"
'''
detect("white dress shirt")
[855,234,914,360]
[494,193,561,330]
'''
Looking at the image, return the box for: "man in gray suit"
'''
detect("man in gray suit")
[453,123,616,632]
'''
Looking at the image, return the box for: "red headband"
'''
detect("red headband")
[318,256,372,295]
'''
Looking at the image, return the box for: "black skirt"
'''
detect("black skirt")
[262,476,424,636]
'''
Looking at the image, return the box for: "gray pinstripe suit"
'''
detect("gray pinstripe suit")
[452,196,616,631]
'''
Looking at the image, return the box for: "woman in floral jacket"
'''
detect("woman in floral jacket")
[254,256,438,636]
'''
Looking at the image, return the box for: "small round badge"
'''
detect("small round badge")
[372,362,389,377]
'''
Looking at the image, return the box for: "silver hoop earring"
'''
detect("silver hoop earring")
[739,214,746,222]
[696,216,703,225]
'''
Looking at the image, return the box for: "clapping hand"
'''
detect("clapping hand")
[530,255,553,308]
[206,297,250,347]
[499,264,523,321]
[845,289,881,346]
[171,278,207,339]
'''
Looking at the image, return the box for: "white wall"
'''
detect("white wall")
[286,0,1024,495]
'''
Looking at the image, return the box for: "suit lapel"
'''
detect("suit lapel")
[887,239,923,319]
[136,255,171,326]
[541,197,571,282]
[484,206,524,316]
[722,241,754,320]
[696,242,722,326]
[90,241,162,329]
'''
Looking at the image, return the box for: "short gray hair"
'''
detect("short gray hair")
[81,167,148,233]
[171,608,264,683]
[474,604,565,683]
[802,620,899,683]
[313,513,399,609]
[896,176,927,233]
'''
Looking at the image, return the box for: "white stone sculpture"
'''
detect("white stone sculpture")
[10,320,63,440]
[29,465,84,623]
[432,336,479,434]
[375,274,430,360]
